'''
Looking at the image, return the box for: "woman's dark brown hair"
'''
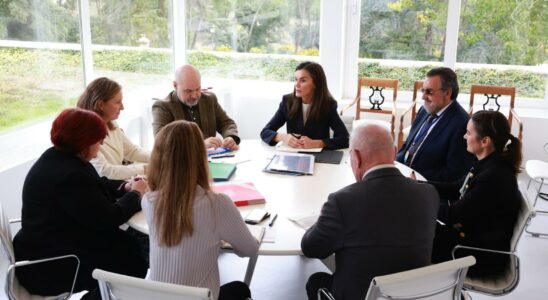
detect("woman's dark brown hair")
[471,110,522,174]
[287,62,335,122]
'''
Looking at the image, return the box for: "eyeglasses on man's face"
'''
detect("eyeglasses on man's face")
[420,88,446,96]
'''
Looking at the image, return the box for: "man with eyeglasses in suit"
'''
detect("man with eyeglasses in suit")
[396,67,474,181]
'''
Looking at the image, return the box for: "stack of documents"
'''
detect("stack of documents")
[221,225,265,249]
[212,182,266,207]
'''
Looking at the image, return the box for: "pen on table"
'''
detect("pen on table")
[211,154,235,159]
[236,159,251,165]
[268,214,278,227]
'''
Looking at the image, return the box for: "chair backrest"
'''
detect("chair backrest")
[469,84,523,140]
[355,77,398,116]
[397,80,424,148]
[345,77,398,138]
[461,182,535,296]
[92,269,213,300]
[364,256,476,300]
[512,183,535,251]
[0,203,17,300]
[410,80,424,122]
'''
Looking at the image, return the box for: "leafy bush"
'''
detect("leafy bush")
[358,62,546,99]
[0,47,545,132]
[297,48,319,56]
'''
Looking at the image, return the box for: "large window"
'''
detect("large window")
[88,0,173,93]
[456,0,547,100]
[356,0,547,101]
[185,0,321,82]
[457,0,545,66]
[359,0,448,61]
[0,0,83,133]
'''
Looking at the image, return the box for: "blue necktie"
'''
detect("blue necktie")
[405,114,438,166]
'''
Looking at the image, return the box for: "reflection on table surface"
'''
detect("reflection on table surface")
[128,139,424,255]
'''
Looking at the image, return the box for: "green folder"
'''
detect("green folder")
[209,162,237,182]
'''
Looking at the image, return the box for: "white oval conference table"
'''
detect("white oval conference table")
[127,139,424,284]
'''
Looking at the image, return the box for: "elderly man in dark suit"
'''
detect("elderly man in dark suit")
[397,67,474,181]
[301,124,439,300]
[152,64,240,149]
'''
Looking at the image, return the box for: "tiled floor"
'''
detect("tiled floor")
[219,178,548,299]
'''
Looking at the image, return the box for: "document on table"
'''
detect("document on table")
[275,141,322,153]
[221,225,266,249]
[287,213,320,230]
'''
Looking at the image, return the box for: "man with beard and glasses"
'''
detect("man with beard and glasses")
[152,64,240,150]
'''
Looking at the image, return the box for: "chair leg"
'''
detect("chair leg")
[527,178,532,190]
[527,178,548,237]
[533,178,545,206]
[526,210,548,237]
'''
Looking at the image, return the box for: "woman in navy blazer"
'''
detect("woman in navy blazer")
[260,62,349,150]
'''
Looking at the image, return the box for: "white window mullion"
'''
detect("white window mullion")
[443,0,461,69]
[319,0,345,100]
[341,0,361,100]
[172,0,186,72]
[78,0,93,86]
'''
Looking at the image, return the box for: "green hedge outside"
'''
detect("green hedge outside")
[0,47,546,132]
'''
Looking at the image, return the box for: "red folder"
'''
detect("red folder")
[213,182,266,207]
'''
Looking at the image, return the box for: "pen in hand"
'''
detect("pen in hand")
[268,214,278,227]
[290,133,301,139]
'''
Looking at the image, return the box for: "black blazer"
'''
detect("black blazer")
[301,167,439,299]
[260,94,349,150]
[430,153,520,275]
[13,147,147,295]
[396,101,475,181]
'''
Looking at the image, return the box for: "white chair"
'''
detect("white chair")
[317,256,475,300]
[0,203,80,300]
[92,269,213,300]
[525,159,548,237]
[452,183,535,296]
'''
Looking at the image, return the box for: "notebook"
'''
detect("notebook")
[212,182,266,207]
[221,225,265,249]
[208,162,236,181]
[264,153,315,175]
[302,150,344,164]
[275,141,322,153]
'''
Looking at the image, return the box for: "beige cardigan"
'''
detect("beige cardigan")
[91,125,150,180]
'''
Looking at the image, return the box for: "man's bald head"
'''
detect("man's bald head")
[349,124,396,181]
[173,65,202,106]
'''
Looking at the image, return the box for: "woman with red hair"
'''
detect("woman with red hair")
[13,108,148,299]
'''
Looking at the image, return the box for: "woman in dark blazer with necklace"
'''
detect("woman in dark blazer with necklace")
[260,61,349,150]
[425,110,521,277]
[13,108,148,299]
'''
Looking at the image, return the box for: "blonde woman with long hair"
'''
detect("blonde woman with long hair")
[142,120,258,300]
